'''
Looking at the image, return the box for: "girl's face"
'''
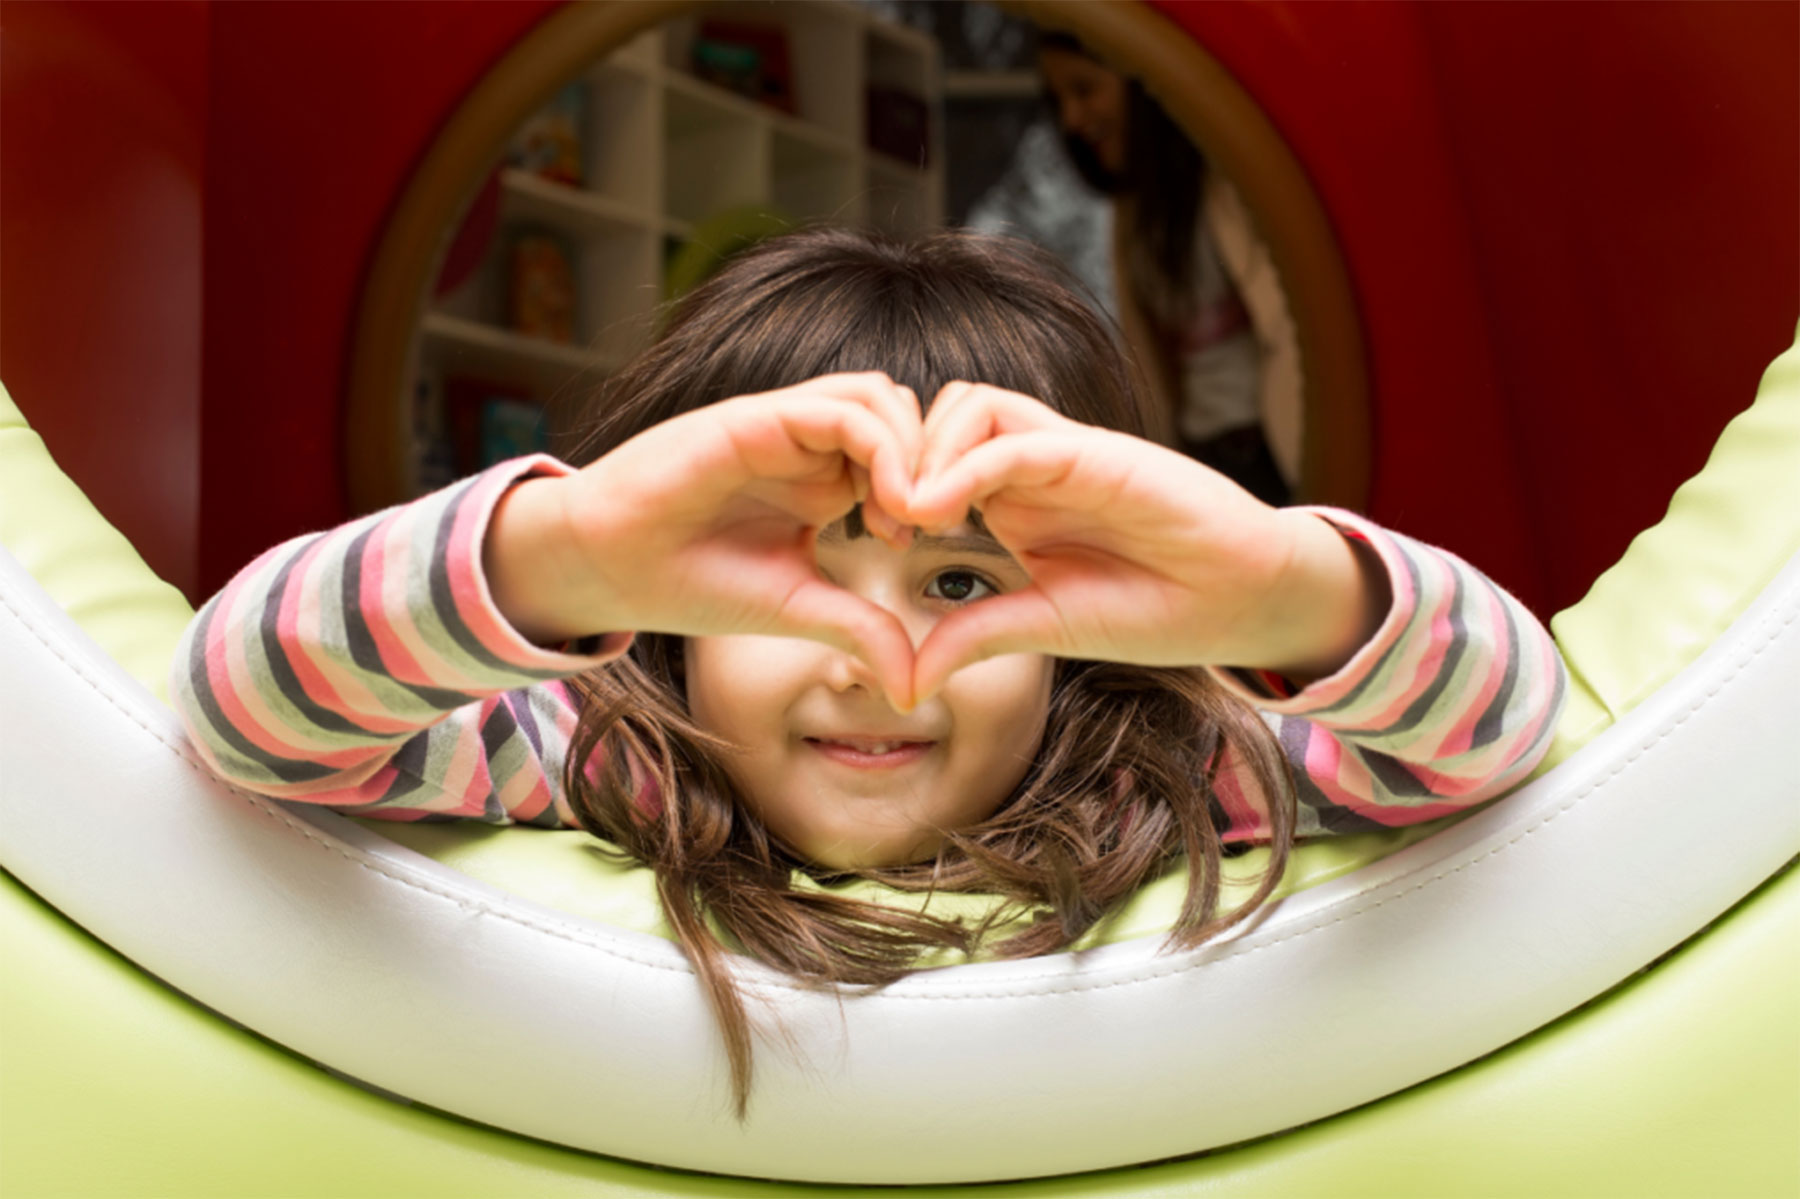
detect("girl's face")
[685,514,1052,870]
[1039,48,1130,174]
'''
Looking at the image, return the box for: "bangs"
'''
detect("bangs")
[599,227,1144,445]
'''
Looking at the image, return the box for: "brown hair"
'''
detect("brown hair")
[562,227,1295,1115]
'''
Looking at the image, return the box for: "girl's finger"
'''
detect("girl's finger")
[916,382,1065,489]
[774,578,918,711]
[718,397,908,514]
[909,430,1097,530]
[786,372,924,481]
[910,589,1066,704]
[782,402,918,523]
[859,491,913,550]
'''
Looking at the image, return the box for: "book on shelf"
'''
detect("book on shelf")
[691,20,794,115]
[507,81,585,187]
[444,379,549,475]
[479,397,551,467]
[411,371,458,494]
[507,231,578,344]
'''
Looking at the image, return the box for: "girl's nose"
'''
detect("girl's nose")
[824,645,886,699]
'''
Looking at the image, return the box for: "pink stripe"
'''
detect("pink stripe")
[493,750,550,821]
[287,538,422,735]
[1353,548,1462,732]
[1426,583,1512,760]
[371,496,498,693]
[1211,744,1272,842]
[357,507,437,688]
[505,776,556,824]
[445,469,535,661]
[208,564,356,765]
[1303,726,1477,825]
[429,715,487,814]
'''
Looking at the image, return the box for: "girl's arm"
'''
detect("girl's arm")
[173,373,927,818]
[1206,509,1565,838]
[170,457,627,825]
[902,383,1565,820]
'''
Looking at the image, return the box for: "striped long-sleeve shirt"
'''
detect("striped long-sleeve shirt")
[171,457,1567,842]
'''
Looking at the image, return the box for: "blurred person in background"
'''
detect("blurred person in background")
[1040,30,1299,505]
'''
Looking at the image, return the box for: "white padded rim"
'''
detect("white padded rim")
[1,542,1796,1185]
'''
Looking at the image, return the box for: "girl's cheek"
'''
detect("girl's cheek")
[945,652,1054,736]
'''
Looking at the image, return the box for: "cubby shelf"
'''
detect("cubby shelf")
[406,1,943,496]
[421,312,613,396]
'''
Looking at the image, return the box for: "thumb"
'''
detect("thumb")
[911,589,1063,703]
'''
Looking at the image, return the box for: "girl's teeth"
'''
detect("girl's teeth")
[824,740,911,754]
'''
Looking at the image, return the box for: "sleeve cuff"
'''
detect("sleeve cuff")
[1206,507,1417,717]
[449,456,635,675]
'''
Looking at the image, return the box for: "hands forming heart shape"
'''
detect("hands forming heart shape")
[497,372,1380,713]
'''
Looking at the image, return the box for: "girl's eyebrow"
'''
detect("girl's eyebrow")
[820,507,1014,559]
[908,530,1017,560]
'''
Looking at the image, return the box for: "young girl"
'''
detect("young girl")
[173,227,1564,1115]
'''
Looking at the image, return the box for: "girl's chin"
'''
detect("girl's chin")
[804,836,939,872]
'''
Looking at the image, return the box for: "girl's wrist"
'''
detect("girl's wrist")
[484,475,608,646]
[1246,511,1390,685]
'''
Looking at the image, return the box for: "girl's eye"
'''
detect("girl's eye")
[925,570,997,605]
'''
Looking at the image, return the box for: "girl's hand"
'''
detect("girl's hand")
[486,373,924,709]
[901,383,1388,703]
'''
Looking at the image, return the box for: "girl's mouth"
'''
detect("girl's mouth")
[803,738,936,769]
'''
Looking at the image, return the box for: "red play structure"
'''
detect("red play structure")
[3,1,1796,618]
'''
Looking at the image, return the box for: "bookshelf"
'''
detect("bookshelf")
[409,2,943,494]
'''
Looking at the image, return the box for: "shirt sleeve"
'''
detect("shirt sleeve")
[168,457,632,827]
[1207,509,1568,841]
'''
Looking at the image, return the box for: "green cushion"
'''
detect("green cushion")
[1543,324,1800,768]
[5,815,1794,1198]
[0,383,193,704]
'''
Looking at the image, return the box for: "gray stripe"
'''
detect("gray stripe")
[181,594,335,786]
[1468,592,1524,750]
[510,688,545,761]
[1376,562,1468,737]
[341,524,383,675]
[257,548,385,738]
[369,734,430,807]
[339,512,499,712]
[479,702,519,820]
[1524,655,1569,758]
[1311,540,1427,719]
[1363,750,1449,800]
[1279,717,1334,813]
[1281,714,1441,828]
[1303,798,1391,835]
[1279,718,1390,833]
[426,476,569,683]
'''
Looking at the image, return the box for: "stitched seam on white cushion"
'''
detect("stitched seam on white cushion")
[6,570,1795,1002]
[0,581,700,979]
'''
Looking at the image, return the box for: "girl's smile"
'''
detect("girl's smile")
[803,737,938,769]
[685,509,1052,870]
